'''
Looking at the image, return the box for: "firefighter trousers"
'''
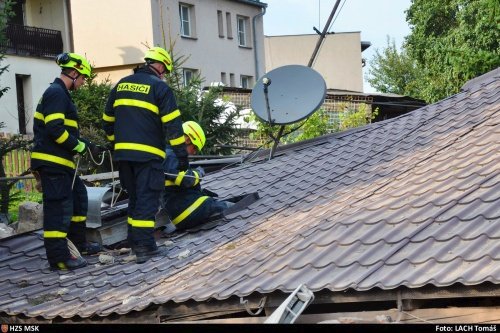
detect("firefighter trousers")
[118,160,163,250]
[39,166,88,265]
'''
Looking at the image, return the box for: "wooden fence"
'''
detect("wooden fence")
[2,148,35,192]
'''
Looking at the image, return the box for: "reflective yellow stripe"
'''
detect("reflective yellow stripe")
[127,217,155,228]
[175,171,185,186]
[44,231,67,238]
[172,196,209,225]
[55,130,69,144]
[161,109,180,123]
[34,111,44,121]
[165,180,175,186]
[103,113,115,122]
[31,152,75,169]
[107,134,115,141]
[45,113,65,123]
[169,135,185,146]
[193,170,200,186]
[64,119,78,128]
[113,99,159,114]
[71,216,86,222]
[115,142,165,158]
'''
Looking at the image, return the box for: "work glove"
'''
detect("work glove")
[79,138,102,157]
[88,143,103,157]
[104,142,114,152]
[177,156,189,171]
[194,166,205,178]
[201,188,219,198]
[73,140,86,155]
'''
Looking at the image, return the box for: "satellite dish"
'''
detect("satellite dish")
[251,65,327,125]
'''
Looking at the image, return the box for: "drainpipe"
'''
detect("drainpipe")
[252,5,266,80]
[65,0,74,52]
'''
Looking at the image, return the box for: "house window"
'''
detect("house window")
[226,12,233,39]
[221,72,227,86]
[179,3,195,37]
[237,16,250,47]
[15,74,30,134]
[183,68,197,86]
[217,10,224,37]
[229,73,235,87]
[240,75,252,89]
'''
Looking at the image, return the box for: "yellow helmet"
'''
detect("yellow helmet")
[183,121,206,151]
[144,46,173,72]
[55,53,91,77]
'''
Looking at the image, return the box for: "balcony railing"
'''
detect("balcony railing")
[1,24,63,59]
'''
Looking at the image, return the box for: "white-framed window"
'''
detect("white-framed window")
[183,68,197,86]
[237,15,250,47]
[179,3,195,37]
[229,73,235,87]
[240,75,252,89]
[221,72,227,85]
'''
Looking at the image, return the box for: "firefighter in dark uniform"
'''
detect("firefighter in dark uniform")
[103,47,188,263]
[161,121,231,230]
[31,53,101,271]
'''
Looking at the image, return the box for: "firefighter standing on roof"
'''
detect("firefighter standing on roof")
[31,52,102,271]
[102,47,188,264]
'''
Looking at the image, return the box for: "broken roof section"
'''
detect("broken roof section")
[0,68,499,321]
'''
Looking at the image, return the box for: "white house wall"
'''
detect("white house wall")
[154,0,265,86]
[68,0,265,87]
[264,33,364,92]
[70,0,155,69]
[1,56,60,134]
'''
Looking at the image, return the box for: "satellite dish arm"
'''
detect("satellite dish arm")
[307,0,342,67]
[262,77,273,124]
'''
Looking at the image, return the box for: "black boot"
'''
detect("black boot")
[77,242,102,255]
[134,246,168,264]
[50,255,87,271]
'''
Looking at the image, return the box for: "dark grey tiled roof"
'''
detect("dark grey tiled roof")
[0,69,499,319]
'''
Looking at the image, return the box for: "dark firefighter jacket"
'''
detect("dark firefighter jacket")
[102,66,187,162]
[31,78,81,171]
[162,148,221,228]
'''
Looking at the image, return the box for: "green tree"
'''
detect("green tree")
[366,37,420,98]
[246,109,330,147]
[165,50,241,155]
[367,0,499,103]
[71,73,112,146]
[0,1,32,220]
[406,0,500,102]
[0,0,13,100]
[338,104,378,131]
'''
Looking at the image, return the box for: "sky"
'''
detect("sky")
[262,0,413,93]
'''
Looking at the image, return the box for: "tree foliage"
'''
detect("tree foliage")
[0,122,32,217]
[165,50,241,155]
[246,109,330,147]
[0,1,33,219]
[0,0,13,100]
[366,37,420,98]
[71,73,112,146]
[367,0,500,103]
[247,104,377,147]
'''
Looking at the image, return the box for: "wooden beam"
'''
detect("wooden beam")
[180,306,500,324]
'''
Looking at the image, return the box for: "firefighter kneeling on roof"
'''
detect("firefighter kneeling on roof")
[161,121,232,230]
